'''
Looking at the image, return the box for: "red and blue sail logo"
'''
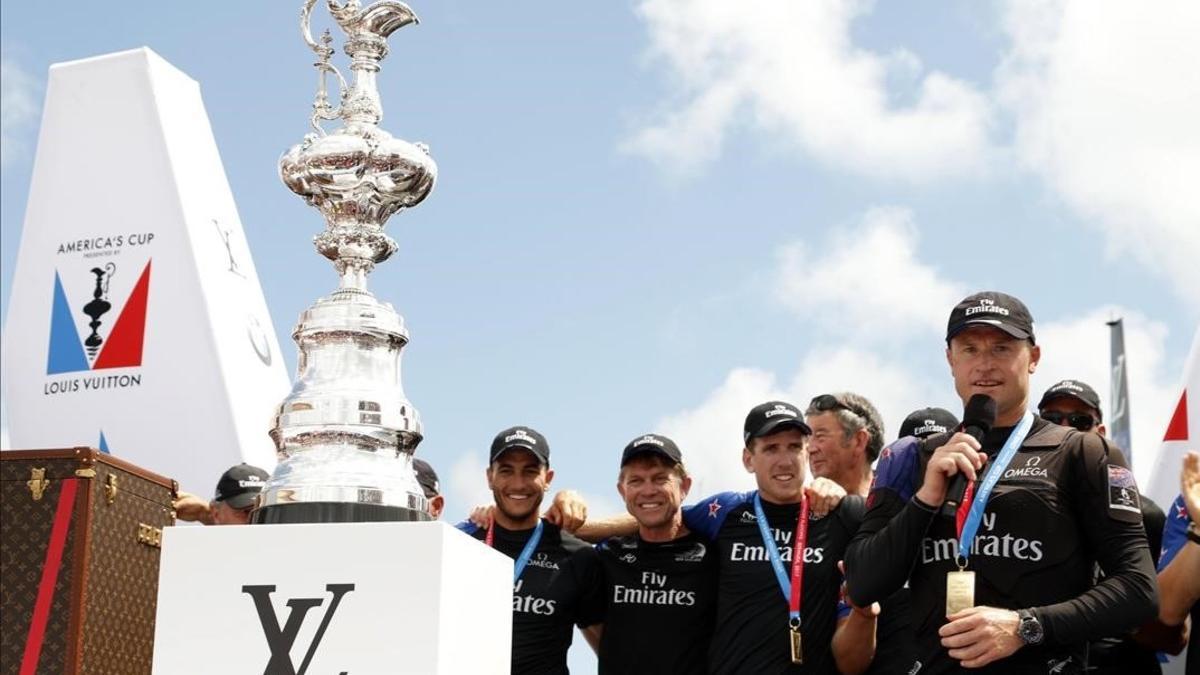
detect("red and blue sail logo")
[46,260,151,375]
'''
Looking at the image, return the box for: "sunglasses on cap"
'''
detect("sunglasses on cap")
[1040,410,1097,432]
[810,394,864,419]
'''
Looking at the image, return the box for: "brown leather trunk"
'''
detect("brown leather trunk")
[0,448,177,675]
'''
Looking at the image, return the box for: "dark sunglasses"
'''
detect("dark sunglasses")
[1040,410,1096,431]
[810,394,862,419]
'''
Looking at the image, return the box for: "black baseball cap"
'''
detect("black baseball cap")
[213,463,269,509]
[489,426,550,466]
[620,433,683,467]
[1038,379,1103,420]
[898,407,960,440]
[744,401,811,444]
[412,458,440,498]
[946,291,1036,344]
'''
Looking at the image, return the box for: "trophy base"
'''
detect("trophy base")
[252,501,431,524]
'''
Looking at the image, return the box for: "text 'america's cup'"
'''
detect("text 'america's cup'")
[255,0,436,524]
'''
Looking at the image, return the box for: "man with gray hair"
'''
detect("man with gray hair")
[806,393,913,674]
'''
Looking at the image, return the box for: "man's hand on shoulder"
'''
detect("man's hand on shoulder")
[545,489,588,532]
[806,477,846,517]
[939,606,1023,668]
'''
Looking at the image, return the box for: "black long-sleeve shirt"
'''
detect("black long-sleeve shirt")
[845,418,1158,674]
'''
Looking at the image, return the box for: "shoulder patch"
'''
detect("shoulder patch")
[1106,465,1141,515]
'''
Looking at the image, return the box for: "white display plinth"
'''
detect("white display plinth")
[153,521,511,674]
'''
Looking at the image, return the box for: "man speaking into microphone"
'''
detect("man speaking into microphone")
[844,291,1157,674]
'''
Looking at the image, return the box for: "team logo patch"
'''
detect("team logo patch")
[707,498,722,518]
[674,543,706,563]
[1107,465,1140,514]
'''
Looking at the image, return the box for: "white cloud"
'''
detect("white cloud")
[628,1,1200,309]
[995,0,1200,309]
[1,55,40,167]
[775,206,965,340]
[624,0,995,180]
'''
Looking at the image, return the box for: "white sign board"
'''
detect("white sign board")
[153,521,512,674]
[1,48,289,492]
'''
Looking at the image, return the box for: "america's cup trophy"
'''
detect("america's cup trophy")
[254,0,436,524]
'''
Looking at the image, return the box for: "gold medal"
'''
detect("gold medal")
[789,626,803,665]
[945,569,975,617]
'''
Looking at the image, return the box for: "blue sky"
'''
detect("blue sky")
[3,1,1198,668]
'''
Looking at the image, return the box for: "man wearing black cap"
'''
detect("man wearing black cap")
[456,426,603,675]
[174,463,270,525]
[592,433,717,674]
[846,291,1158,673]
[898,407,960,441]
[1037,379,1171,673]
[412,458,444,519]
[674,400,870,674]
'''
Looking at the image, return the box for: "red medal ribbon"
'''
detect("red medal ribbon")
[788,496,810,621]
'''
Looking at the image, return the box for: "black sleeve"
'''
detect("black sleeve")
[845,491,938,607]
[844,436,937,607]
[1140,495,1167,567]
[1035,434,1159,645]
[573,545,606,628]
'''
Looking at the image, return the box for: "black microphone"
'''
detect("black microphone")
[943,394,997,509]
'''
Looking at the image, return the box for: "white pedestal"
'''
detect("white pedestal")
[152,521,512,674]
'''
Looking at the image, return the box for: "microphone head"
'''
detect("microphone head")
[963,394,997,434]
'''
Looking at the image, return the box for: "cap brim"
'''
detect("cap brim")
[620,447,680,467]
[220,492,259,509]
[948,319,1031,341]
[1037,391,1101,417]
[747,417,812,441]
[492,444,549,465]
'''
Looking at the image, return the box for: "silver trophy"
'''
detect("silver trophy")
[254,0,436,524]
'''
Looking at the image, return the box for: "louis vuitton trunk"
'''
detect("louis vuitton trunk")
[1,448,177,675]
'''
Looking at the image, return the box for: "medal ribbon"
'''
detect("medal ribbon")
[486,518,545,583]
[955,410,1034,567]
[753,492,810,625]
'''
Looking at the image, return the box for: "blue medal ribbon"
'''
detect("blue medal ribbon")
[753,493,808,623]
[956,410,1035,567]
[510,519,545,583]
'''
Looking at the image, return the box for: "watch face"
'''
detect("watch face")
[1020,614,1044,644]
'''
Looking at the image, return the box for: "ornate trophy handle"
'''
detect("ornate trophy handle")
[302,0,348,135]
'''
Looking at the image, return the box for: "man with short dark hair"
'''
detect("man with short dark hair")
[681,400,871,674]
[1037,378,1169,673]
[846,291,1158,673]
[898,408,960,441]
[173,463,270,525]
[456,426,603,675]
[593,433,717,674]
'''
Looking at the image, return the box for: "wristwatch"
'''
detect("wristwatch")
[1016,609,1044,645]
[1188,521,1200,545]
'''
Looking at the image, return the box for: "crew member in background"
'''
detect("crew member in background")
[1037,378,1171,673]
[1158,451,1200,674]
[846,291,1157,673]
[413,457,444,519]
[805,392,910,674]
[593,433,717,674]
[456,426,603,675]
[897,407,960,441]
[173,463,269,525]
